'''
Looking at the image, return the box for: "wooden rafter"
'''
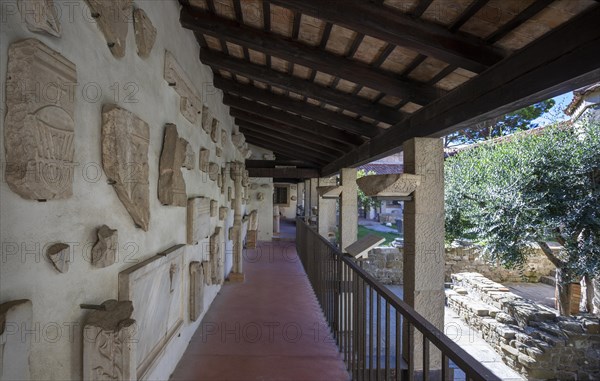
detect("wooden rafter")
[215,76,384,137]
[223,95,365,146]
[242,132,333,164]
[269,0,506,73]
[200,49,405,124]
[180,7,446,104]
[322,5,600,175]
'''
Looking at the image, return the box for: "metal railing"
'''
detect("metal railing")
[296,218,501,381]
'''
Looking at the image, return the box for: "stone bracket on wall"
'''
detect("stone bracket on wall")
[356,173,421,199]
[317,186,343,199]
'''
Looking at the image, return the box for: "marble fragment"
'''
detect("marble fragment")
[85,0,133,58]
[199,149,210,173]
[189,261,206,321]
[182,141,195,170]
[164,51,202,123]
[0,300,32,381]
[219,207,228,221]
[187,197,211,245]
[210,200,218,217]
[210,119,220,144]
[102,104,150,230]
[17,0,61,37]
[208,163,219,181]
[4,39,77,201]
[47,243,70,273]
[158,124,188,207]
[210,228,224,285]
[201,106,213,134]
[133,8,156,58]
[92,225,118,268]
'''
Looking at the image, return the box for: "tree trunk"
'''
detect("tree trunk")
[594,277,600,317]
[555,268,573,316]
[583,274,594,313]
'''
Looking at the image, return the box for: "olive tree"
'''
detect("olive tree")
[445,121,600,315]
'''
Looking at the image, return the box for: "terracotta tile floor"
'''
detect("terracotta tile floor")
[170,239,350,381]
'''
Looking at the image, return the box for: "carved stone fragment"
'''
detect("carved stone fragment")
[257,192,264,201]
[158,124,188,207]
[250,183,258,190]
[210,228,224,285]
[210,200,218,217]
[182,141,195,170]
[92,225,118,268]
[187,197,211,245]
[0,300,32,380]
[227,187,232,202]
[85,0,132,58]
[133,8,156,58]
[208,163,219,182]
[199,149,210,173]
[201,106,213,134]
[83,300,135,381]
[210,119,220,144]
[189,261,206,321]
[102,104,150,230]
[221,130,228,146]
[248,210,259,231]
[231,132,245,148]
[164,51,202,124]
[216,147,222,158]
[47,243,70,273]
[219,207,228,221]
[217,172,223,189]
[17,0,61,37]
[4,39,77,201]
[356,173,421,197]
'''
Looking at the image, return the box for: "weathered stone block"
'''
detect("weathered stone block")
[158,124,188,206]
[17,0,61,37]
[85,0,133,58]
[133,8,156,58]
[92,225,118,268]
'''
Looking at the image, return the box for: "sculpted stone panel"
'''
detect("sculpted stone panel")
[210,228,224,285]
[215,147,222,158]
[164,51,202,124]
[189,261,208,321]
[47,243,70,273]
[221,131,228,146]
[133,8,156,58]
[201,106,213,134]
[210,200,218,217]
[0,300,32,381]
[158,124,188,207]
[92,225,118,268]
[102,104,150,230]
[182,141,195,170]
[248,210,259,231]
[208,163,219,182]
[199,149,209,173]
[357,173,421,198]
[85,0,133,58]
[187,197,211,245]
[219,207,228,221]
[210,119,220,144]
[231,132,245,148]
[119,245,185,380]
[4,39,77,201]
[82,300,135,381]
[17,0,61,37]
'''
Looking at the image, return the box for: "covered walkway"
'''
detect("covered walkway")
[170,239,349,381]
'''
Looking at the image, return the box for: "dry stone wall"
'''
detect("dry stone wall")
[448,273,600,380]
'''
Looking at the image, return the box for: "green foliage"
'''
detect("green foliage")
[445,121,600,280]
[357,169,379,214]
[357,226,399,246]
[445,100,555,146]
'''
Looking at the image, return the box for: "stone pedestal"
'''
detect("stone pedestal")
[402,138,445,370]
[340,168,358,251]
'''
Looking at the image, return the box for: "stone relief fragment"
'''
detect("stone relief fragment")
[92,225,118,268]
[164,51,202,124]
[158,124,188,207]
[4,39,77,201]
[210,227,224,285]
[85,0,133,58]
[82,300,135,381]
[201,106,213,134]
[17,0,61,37]
[210,119,220,144]
[199,149,210,173]
[221,130,228,147]
[182,141,195,170]
[257,192,264,201]
[102,104,150,231]
[231,132,245,148]
[216,147,222,158]
[248,210,259,231]
[47,243,70,273]
[189,261,206,321]
[219,207,228,221]
[133,8,156,58]
[187,197,211,245]
[0,300,32,381]
[210,200,218,217]
[208,163,219,181]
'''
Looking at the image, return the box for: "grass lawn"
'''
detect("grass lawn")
[357,225,400,246]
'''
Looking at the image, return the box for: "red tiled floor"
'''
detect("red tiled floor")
[170,236,350,381]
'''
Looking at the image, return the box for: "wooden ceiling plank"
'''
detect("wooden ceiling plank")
[247,167,320,179]
[180,8,445,104]
[485,0,555,44]
[322,5,600,175]
[269,0,506,73]
[224,95,365,146]
[449,0,490,33]
[242,129,336,162]
[214,76,384,137]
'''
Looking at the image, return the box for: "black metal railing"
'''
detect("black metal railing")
[296,218,501,381]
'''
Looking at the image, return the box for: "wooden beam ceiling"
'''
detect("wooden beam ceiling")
[247,167,320,179]
[231,110,354,153]
[322,5,600,175]
[215,76,383,138]
[246,160,319,169]
[243,135,329,167]
[201,49,405,125]
[223,95,365,146]
[269,0,506,73]
[180,7,446,104]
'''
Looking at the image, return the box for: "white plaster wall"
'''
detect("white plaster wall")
[246,144,274,241]
[277,183,298,219]
[0,1,243,380]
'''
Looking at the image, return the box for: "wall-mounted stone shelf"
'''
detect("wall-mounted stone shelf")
[356,173,421,198]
